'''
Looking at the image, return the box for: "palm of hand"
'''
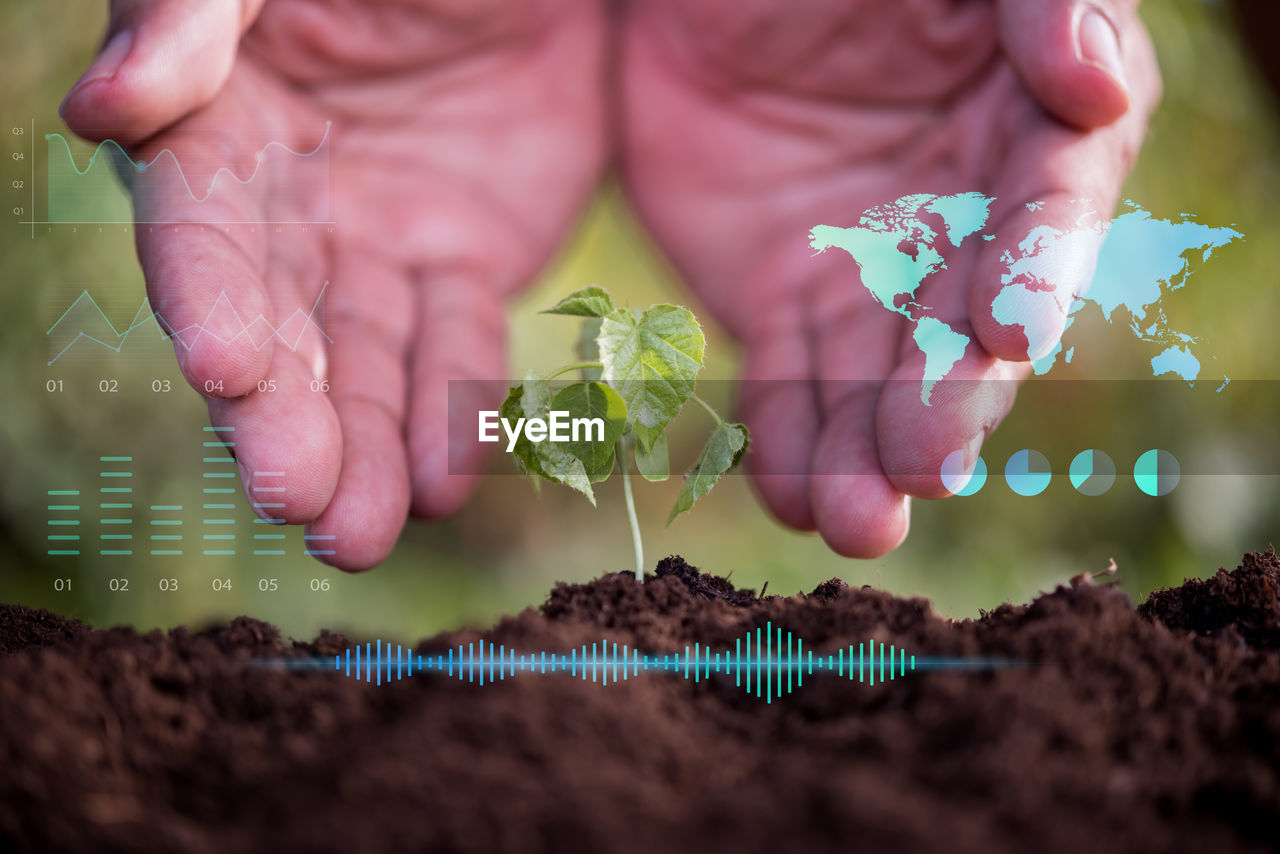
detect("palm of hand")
[98,1,607,569]
[73,5,609,573]
[64,0,1156,567]
[620,0,1155,556]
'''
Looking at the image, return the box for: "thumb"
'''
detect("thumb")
[60,0,266,143]
[996,0,1140,129]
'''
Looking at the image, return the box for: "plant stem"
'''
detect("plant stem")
[690,392,724,425]
[619,440,644,582]
[545,361,603,380]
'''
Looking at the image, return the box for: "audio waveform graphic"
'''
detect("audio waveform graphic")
[45,122,331,223]
[266,623,1017,704]
[46,285,332,365]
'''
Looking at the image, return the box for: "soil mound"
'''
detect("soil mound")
[2,551,1279,854]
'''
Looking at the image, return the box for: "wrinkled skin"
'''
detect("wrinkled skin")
[61,0,1159,567]
[619,0,1159,556]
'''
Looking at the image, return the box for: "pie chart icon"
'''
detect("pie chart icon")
[1005,449,1052,496]
[1134,449,1180,496]
[1069,450,1116,496]
[941,449,987,496]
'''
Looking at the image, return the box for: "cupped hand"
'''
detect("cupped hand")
[61,0,607,569]
[619,0,1160,556]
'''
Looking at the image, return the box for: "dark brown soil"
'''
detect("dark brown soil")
[3,551,1280,854]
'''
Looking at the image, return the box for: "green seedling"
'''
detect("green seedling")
[503,286,749,581]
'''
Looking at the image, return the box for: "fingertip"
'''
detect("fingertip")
[407,381,488,520]
[813,479,910,560]
[998,0,1133,130]
[970,300,1066,365]
[304,519,394,574]
[235,422,340,525]
[177,336,272,399]
[751,474,816,532]
[738,376,820,532]
[60,0,252,143]
[880,428,983,502]
[306,542,375,574]
[1049,66,1130,130]
[409,480,479,520]
[408,281,505,523]
[307,400,412,571]
[876,354,1023,500]
[140,232,276,399]
[409,446,480,520]
[969,200,1104,365]
[807,396,912,559]
[1075,7,1131,125]
[208,372,343,526]
[1074,73,1130,129]
[58,30,137,141]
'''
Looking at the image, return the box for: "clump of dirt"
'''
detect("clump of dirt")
[2,550,1280,854]
[0,603,85,654]
[1139,548,1280,646]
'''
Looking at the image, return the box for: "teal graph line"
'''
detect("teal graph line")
[45,284,332,365]
[259,622,1020,704]
[44,121,332,205]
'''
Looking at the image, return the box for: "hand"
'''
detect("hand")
[619,0,1160,556]
[61,0,607,569]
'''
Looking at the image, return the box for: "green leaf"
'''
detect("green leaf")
[502,373,595,504]
[542,285,616,318]
[574,317,603,379]
[517,371,555,418]
[634,432,669,482]
[499,383,541,484]
[597,305,706,452]
[550,381,627,481]
[667,422,749,524]
[535,442,596,504]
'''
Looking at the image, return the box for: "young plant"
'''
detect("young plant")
[503,286,749,581]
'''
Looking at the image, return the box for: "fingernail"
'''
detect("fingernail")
[1077,8,1127,91]
[963,430,985,472]
[63,30,134,104]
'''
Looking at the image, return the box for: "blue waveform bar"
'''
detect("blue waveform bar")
[269,623,1017,704]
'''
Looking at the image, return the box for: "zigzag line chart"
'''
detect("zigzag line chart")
[45,284,332,366]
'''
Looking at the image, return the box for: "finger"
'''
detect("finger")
[737,299,820,532]
[60,0,266,143]
[967,70,1156,363]
[131,134,275,399]
[880,215,1028,499]
[811,389,911,559]
[125,78,326,398]
[806,253,910,559]
[259,205,332,379]
[304,256,414,572]
[206,346,342,526]
[408,275,507,519]
[969,192,1108,363]
[877,341,1029,500]
[995,0,1149,129]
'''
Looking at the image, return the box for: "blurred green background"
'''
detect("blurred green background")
[1,0,1277,642]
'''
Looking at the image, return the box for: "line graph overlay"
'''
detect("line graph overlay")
[43,122,332,224]
[46,284,332,366]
